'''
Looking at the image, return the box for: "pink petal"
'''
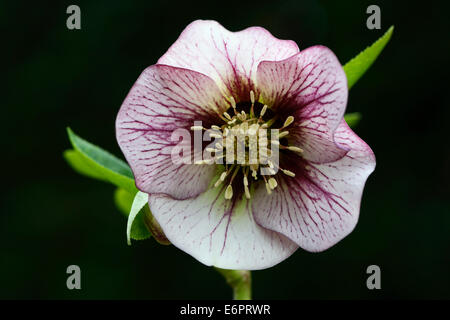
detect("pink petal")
[149,182,298,270]
[252,121,376,252]
[257,46,349,163]
[158,20,299,100]
[116,65,226,199]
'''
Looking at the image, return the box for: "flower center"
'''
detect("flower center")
[192,90,304,200]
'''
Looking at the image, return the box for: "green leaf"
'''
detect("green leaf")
[344,112,362,128]
[114,188,151,241]
[114,188,135,215]
[65,129,150,242]
[126,191,150,245]
[66,127,137,194]
[343,26,394,89]
[64,149,104,180]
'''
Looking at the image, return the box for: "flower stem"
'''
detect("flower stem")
[215,268,252,300]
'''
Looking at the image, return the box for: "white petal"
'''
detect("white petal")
[257,46,348,163]
[149,179,298,270]
[252,121,376,251]
[116,65,226,200]
[158,20,299,99]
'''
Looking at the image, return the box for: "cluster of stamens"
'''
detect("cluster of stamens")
[191,90,303,200]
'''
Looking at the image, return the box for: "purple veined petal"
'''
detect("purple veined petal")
[158,20,300,100]
[116,64,227,200]
[251,120,376,252]
[257,46,349,163]
[149,176,298,270]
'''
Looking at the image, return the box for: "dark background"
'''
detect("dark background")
[2,0,449,299]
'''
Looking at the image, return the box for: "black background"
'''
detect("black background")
[2,0,449,299]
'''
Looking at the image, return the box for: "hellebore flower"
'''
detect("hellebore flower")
[116,20,375,270]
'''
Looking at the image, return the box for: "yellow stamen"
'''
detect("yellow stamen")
[268,177,278,189]
[225,185,233,199]
[244,185,251,199]
[278,131,289,139]
[283,116,294,128]
[230,96,236,109]
[260,105,268,117]
[287,146,303,153]
[223,112,232,120]
[265,181,272,195]
[281,169,296,177]
[214,171,227,187]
